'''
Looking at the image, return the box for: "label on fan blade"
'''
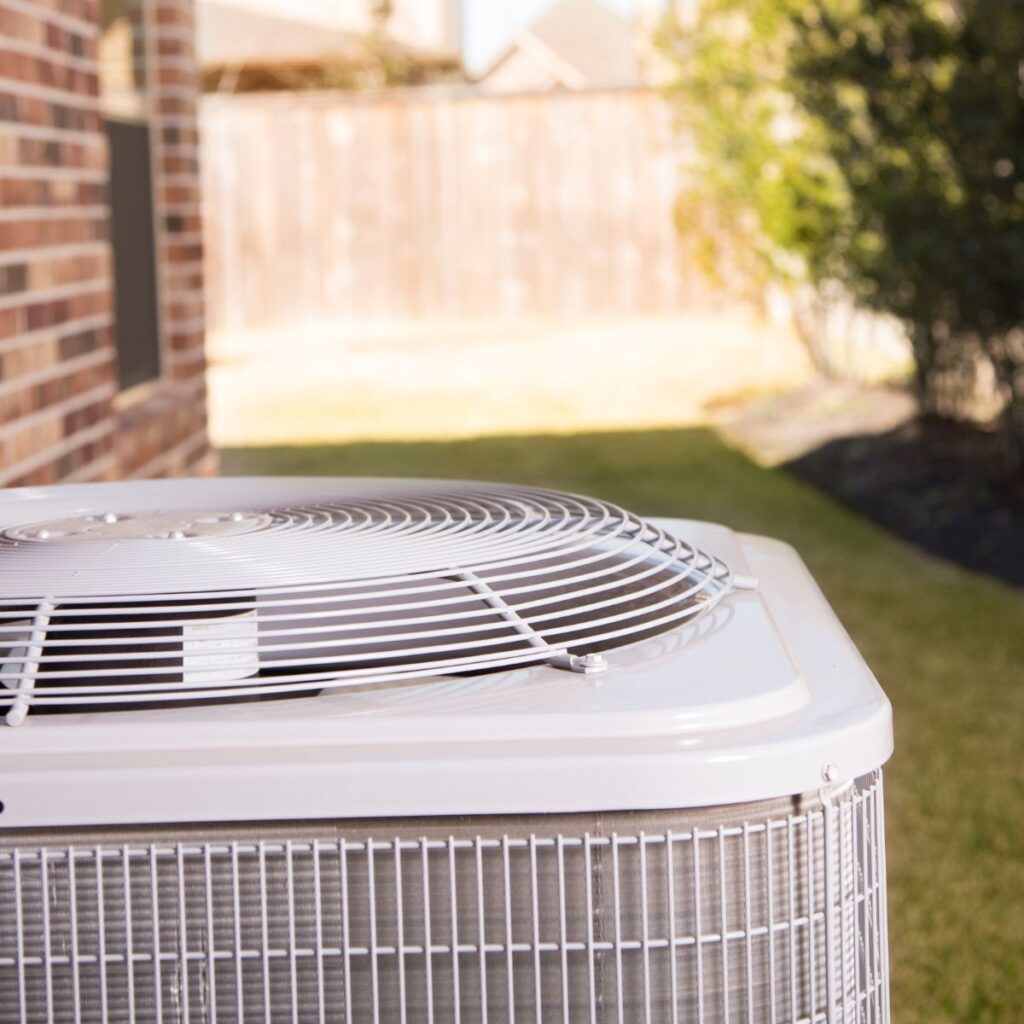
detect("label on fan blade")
[0,620,32,690]
[182,609,259,685]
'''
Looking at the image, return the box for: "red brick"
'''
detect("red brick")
[0,0,212,485]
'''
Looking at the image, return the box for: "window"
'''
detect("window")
[100,0,162,391]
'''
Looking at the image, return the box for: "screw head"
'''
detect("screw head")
[822,763,840,784]
[102,512,118,524]
[169,529,186,540]
[230,511,246,523]
[35,528,51,540]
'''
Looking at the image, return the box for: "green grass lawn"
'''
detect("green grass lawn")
[222,428,1024,1024]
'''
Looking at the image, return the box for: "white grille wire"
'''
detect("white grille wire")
[0,774,889,1023]
[0,483,735,718]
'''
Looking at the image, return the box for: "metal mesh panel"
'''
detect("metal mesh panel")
[0,773,888,1023]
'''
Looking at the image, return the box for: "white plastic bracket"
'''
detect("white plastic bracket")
[547,651,609,675]
[5,597,55,727]
[732,575,759,591]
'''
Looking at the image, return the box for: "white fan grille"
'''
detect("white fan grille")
[0,480,735,717]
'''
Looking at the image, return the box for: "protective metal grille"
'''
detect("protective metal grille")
[0,774,888,1023]
[0,481,736,721]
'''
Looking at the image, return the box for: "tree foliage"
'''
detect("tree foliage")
[661,0,1024,454]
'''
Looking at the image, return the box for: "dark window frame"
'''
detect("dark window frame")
[105,115,163,391]
[100,0,164,394]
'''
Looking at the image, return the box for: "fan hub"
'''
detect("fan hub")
[4,510,272,543]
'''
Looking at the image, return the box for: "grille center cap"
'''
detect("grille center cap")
[3,510,272,542]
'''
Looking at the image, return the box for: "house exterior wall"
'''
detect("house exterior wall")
[200,0,461,59]
[476,43,577,94]
[117,0,213,479]
[0,0,213,488]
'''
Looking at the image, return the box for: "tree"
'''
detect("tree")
[660,0,1024,458]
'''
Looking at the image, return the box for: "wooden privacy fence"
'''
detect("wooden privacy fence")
[200,88,695,332]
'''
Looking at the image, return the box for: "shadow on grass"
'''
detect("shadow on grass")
[221,426,1024,1024]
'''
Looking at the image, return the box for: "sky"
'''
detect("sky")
[462,0,638,74]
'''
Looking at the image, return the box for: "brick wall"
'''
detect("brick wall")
[0,0,214,488]
[117,0,213,479]
[0,0,115,485]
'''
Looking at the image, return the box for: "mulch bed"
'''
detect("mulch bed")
[787,415,1024,587]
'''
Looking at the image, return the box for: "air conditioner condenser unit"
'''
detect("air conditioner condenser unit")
[0,477,893,1023]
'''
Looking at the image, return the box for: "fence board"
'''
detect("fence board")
[200,88,695,332]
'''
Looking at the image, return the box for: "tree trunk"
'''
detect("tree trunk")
[996,366,1024,473]
[909,322,940,414]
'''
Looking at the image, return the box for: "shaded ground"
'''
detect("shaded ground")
[789,416,1024,588]
[719,382,1024,588]
[223,427,1024,1024]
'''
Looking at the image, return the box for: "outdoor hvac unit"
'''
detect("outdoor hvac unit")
[0,478,893,1024]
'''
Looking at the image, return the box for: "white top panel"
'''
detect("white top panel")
[0,520,893,827]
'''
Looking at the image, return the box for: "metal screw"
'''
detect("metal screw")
[822,763,839,784]
[35,529,50,540]
[102,512,118,524]
[576,652,608,673]
[169,529,186,540]
[230,512,245,522]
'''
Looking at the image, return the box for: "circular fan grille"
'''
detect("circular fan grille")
[0,478,735,721]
